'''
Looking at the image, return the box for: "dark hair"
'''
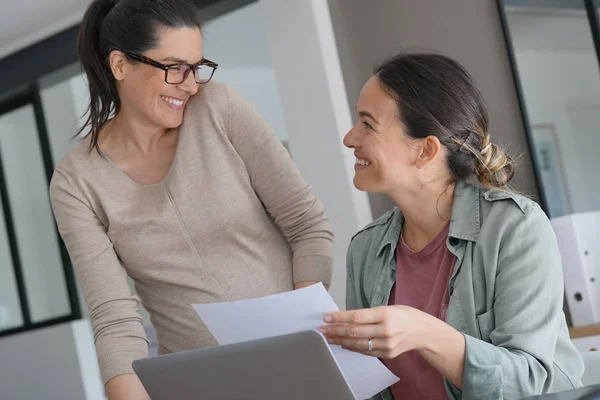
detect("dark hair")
[77,0,202,153]
[374,53,514,190]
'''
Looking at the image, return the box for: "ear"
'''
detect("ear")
[109,50,128,81]
[415,135,442,169]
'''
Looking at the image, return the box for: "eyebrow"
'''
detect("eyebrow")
[358,110,379,125]
[161,56,204,64]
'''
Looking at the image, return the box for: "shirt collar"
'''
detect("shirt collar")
[376,180,481,260]
[448,180,481,242]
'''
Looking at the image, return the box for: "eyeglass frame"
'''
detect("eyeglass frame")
[115,50,219,84]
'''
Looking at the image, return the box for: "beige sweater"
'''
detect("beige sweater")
[49,83,334,384]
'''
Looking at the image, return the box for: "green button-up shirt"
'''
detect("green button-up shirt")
[346,181,584,400]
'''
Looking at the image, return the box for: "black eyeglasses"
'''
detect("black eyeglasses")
[122,51,218,84]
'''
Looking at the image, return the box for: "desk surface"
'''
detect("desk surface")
[523,385,600,400]
[569,324,600,339]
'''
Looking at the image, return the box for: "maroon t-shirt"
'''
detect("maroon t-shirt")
[384,222,456,399]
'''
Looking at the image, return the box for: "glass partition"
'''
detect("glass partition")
[499,0,600,218]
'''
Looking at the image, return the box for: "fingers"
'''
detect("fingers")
[324,336,399,357]
[324,336,404,359]
[324,307,388,324]
[324,336,378,352]
[318,323,384,339]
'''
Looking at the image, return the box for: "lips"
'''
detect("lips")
[355,157,371,167]
[160,95,185,107]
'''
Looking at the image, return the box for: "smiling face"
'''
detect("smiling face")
[109,26,203,130]
[343,76,425,194]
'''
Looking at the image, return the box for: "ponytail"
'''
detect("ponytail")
[77,0,120,153]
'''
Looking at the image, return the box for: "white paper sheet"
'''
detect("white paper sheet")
[192,283,399,400]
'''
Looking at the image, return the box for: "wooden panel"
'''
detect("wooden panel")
[570,323,600,339]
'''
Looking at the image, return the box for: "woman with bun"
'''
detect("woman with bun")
[319,53,583,399]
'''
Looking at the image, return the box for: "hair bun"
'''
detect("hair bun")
[475,142,514,188]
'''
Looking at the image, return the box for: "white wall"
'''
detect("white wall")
[44,75,82,171]
[213,67,288,141]
[0,320,103,400]
[203,2,289,142]
[260,0,374,306]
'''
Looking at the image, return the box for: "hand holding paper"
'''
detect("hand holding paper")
[192,283,398,400]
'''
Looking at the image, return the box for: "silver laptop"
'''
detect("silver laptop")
[132,330,355,400]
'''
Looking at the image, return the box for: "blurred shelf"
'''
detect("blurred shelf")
[570,323,600,339]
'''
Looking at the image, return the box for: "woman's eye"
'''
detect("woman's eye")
[362,121,372,130]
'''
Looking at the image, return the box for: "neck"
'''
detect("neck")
[388,180,455,251]
[102,107,169,156]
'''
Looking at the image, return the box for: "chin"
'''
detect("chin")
[353,176,372,192]
[167,119,184,129]
[157,114,184,129]
[354,174,387,193]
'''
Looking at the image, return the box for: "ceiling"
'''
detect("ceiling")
[0,0,269,67]
[0,0,91,59]
[0,0,238,60]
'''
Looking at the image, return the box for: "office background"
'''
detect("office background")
[1,0,600,398]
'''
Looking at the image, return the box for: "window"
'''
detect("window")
[0,88,80,337]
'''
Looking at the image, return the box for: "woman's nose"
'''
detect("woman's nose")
[179,72,199,95]
[343,127,357,148]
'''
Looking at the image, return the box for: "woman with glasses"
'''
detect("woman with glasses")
[49,0,333,399]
